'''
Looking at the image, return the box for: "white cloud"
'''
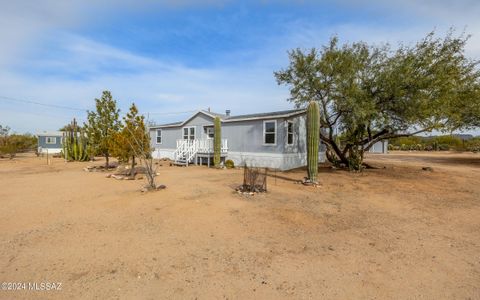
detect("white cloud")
[0,32,290,132]
[0,0,479,134]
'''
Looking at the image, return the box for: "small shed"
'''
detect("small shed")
[368,140,388,154]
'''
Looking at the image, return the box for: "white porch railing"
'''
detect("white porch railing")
[195,139,228,153]
[174,139,228,165]
[175,139,228,154]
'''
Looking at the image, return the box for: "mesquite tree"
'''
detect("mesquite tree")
[275,31,480,170]
[84,91,121,168]
[306,101,320,183]
[213,117,221,167]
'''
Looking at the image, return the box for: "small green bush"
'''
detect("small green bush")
[438,143,450,151]
[225,159,235,169]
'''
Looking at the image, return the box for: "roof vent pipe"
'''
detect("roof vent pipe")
[225,109,231,117]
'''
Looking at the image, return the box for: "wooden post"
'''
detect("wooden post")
[265,168,268,192]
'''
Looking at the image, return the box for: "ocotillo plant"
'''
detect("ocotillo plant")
[213,116,221,167]
[306,101,320,183]
[63,119,89,161]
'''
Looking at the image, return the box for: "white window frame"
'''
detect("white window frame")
[183,126,196,140]
[156,129,162,144]
[206,127,214,139]
[46,137,57,144]
[286,121,294,145]
[263,120,277,146]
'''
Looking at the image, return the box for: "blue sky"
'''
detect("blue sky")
[0,0,479,134]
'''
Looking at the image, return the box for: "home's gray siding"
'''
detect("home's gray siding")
[150,127,182,149]
[150,113,215,150]
[149,111,326,170]
[222,119,284,153]
[38,135,63,149]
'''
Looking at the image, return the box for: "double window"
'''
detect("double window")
[46,137,56,144]
[263,120,277,145]
[156,129,162,144]
[183,127,195,140]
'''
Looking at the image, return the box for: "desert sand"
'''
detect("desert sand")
[1,152,479,299]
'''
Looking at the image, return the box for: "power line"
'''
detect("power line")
[0,94,200,117]
[0,95,87,112]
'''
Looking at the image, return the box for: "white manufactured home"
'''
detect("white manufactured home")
[149,109,327,170]
[149,108,388,170]
[37,131,63,154]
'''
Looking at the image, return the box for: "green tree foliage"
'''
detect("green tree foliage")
[111,103,150,175]
[0,125,37,159]
[84,91,121,167]
[213,117,221,167]
[275,31,480,170]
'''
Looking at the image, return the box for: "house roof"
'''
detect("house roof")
[224,109,305,121]
[149,108,306,129]
[36,131,64,136]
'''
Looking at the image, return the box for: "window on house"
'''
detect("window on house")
[183,127,195,140]
[287,121,294,145]
[264,120,276,145]
[206,127,214,139]
[46,137,56,144]
[156,129,162,144]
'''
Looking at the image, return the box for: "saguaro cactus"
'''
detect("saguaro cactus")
[213,116,221,167]
[306,101,320,183]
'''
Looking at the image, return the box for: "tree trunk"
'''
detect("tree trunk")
[105,153,109,168]
[130,155,136,176]
[325,142,364,171]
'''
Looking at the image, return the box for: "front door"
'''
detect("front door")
[183,127,195,140]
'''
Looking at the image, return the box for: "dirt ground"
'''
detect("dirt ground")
[0,151,479,299]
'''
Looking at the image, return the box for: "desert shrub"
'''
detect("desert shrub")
[464,137,480,152]
[390,135,469,151]
[390,136,422,148]
[433,135,463,148]
[0,134,37,158]
[415,144,424,151]
[225,159,235,169]
[438,143,450,151]
[468,145,480,152]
